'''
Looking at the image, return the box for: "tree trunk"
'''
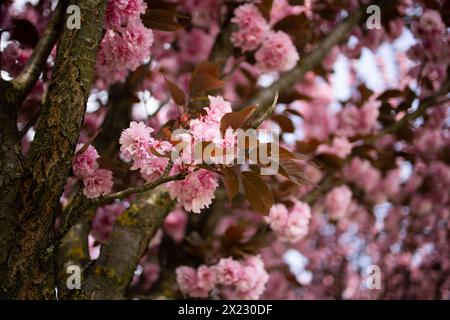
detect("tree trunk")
[0,0,107,299]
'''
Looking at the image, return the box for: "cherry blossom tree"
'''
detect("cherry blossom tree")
[0,0,449,300]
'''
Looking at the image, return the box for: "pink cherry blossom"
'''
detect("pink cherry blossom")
[82,169,114,199]
[105,0,147,30]
[164,208,188,242]
[180,0,221,26]
[96,21,153,84]
[270,0,306,25]
[414,128,445,154]
[265,203,289,231]
[296,102,336,141]
[168,169,218,213]
[215,257,243,285]
[231,4,269,52]
[1,42,32,77]
[416,9,446,36]
[175,266,197,296]
[142,262,160,290]
[265,200,311,243]
[178,29,214,64]
[337,100,380,137]
[176,255,268,299]
[189,96,232,143]
[72,144,100,179]
[196,265,216,293]
[225,255,269,300]
[119,121,154,162]
[119,121,174,182]
[206,96,232,121]
[255,31,299,72]
[343,157,381,193]
[325,185,353,220]
[317,137,353,159]
[175,265,216,298]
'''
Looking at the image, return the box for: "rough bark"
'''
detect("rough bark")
[0,81,24,272]
[0,0,67,283]
[0,0,108,299]
[81,190,174,299]
[57,214,92,299]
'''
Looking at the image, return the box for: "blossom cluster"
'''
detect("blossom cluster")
[408,9,449,92]
[119,95,236,213]
[168,169,218,214]
[72,144,114,199]
[343,157,381,194]
[325,185,353,220]
[231,4,299,72]
[265,200,311,243]
[230,4,269,52]
[337,99,380,137]
[176,255,269,299]
[187,96,237,163]
[119,121,172,182]
[166,97,237,213]
[105,0,147,30]
[317,136,353,159]
[96,0,153,84]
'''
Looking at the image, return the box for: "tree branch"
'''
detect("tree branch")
[245,10,363,108]
[93,172,185,208]
[12,0,68,99]
[301,76,450,204]
[209,3,235,64]
[81,189,175,299]
[367,78,450,144]
[57,172,186,242]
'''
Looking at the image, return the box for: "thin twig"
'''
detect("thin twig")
[57,172,186,240]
